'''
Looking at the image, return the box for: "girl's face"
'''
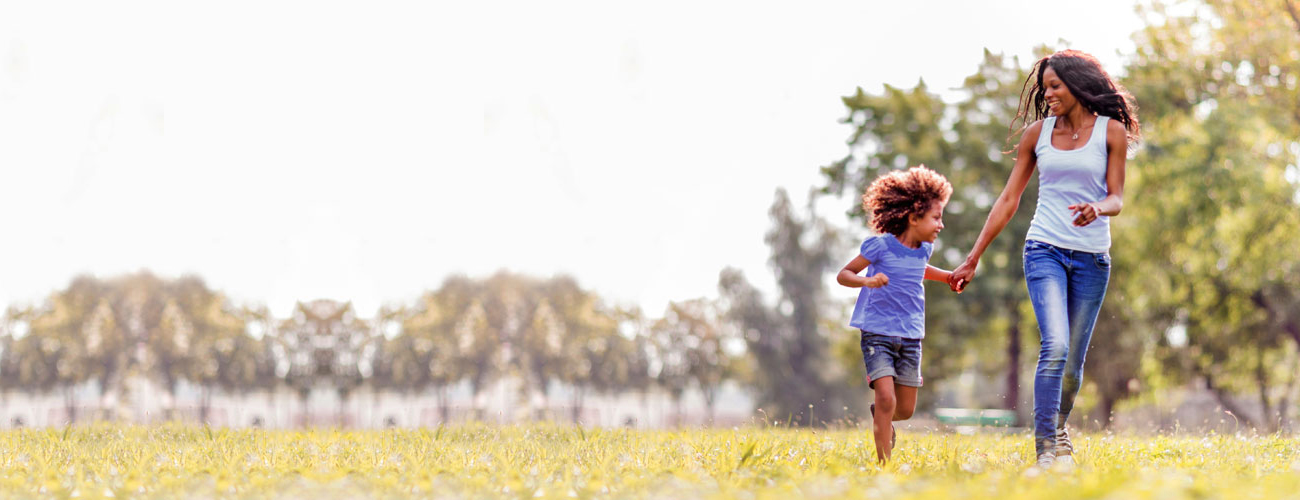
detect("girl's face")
[1042,67,1077,116]
[909,202,945,243]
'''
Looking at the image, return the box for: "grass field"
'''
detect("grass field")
[0,424,1296,499]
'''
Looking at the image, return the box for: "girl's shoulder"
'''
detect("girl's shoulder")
[860,233,889,257]
[866,234,929,261]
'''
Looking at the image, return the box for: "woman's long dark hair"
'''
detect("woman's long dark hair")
[1010,50,1141,148]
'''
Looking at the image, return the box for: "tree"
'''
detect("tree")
[274,300,371,426]
[0,306,48,418]
[1120,0,1300,431]
[539,276,624,423]
[586,308,650,416]
[718,188,849,426]
[23,276,113,422]
[154,276,265,423]
[648,303,694,424]
[650,299,733,424]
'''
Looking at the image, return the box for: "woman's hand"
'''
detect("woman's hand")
[1069,202,1100,226]
[949,258,977,292]
[864,273,889,288]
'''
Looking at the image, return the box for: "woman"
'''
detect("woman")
[948,50,1139,468]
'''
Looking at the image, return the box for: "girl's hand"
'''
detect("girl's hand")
[949,259,976,292]
[865,273,889,288]
[1069,202,1100,226]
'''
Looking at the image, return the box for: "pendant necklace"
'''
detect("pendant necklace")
[1065,121,1081,140]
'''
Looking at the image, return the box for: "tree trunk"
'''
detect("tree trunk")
[703,387,717,425]
[99,375,117,421]
[337,390,350,428]
[570,387,585,423]
[1204,373,1258,430]
[1006,307,1022,424]
[164,377,178,422]
[1255,355,1277,433]
[1283,323,1300,434]
[436,386,450,424]
[1098,381,1120,429]
[1278,356,1298,434]
[198,387,212,424]
[265,390,275,427]
[64,387,77,424]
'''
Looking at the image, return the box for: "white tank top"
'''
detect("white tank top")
[1025,115,1112,253]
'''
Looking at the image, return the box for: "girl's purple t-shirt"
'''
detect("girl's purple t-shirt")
[849,234,932,339]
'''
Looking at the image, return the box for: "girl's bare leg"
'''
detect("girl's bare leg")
[893,385,918,421]
[872,376,897,462]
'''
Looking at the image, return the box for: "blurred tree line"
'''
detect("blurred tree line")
[0,271,744,426]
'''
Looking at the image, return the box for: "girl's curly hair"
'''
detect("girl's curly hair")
[862,165,952,236]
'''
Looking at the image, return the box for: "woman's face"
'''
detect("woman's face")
[1042,66,1076,116]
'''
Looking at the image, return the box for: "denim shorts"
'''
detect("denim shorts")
[860,330,923,388]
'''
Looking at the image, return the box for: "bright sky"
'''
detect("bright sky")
[0,0,1144,318]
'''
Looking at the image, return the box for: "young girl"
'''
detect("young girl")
[837,165,957,463]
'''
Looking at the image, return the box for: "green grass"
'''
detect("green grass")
[0,424,1296,499]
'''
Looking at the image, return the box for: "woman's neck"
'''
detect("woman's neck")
[1057,107,1092,129]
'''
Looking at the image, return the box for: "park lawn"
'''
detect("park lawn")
[0,424,1296,499]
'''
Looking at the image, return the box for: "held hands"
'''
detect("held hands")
[864,273,889,288]
[948,259,976,293]
[1069,202,1100,226]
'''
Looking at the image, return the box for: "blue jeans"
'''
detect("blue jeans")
[1023,240,1110,456]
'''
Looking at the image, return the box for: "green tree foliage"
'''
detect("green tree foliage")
[377,273,655,424]
[380,277,477,422]
[719,188,849,426]
[650,298,736,424]
[275,300,373,425]
[165,276,267,422]
[535,275,626,422]
[1121,0,1300,431]
[0,273,262,423]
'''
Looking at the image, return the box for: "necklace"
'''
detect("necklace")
[1063,120,1084,140]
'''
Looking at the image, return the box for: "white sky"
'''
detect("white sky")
[0,0,1144,318]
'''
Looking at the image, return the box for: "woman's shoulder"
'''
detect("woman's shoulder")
[1019,119,1048,149]
[1104,117,1125,133]
[1104,117,1127,145]
[1026,118,1048,135]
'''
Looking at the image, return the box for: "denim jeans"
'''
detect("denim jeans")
[1023,239,1110,456]
[860,331,923,388]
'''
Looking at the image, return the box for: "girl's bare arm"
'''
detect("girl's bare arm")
[838,255,887,288]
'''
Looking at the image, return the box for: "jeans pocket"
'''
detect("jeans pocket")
[1024,240,1051,256]
[1094,253,1111,269]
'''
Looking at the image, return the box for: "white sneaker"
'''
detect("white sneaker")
[1024,452,1055,476]
[1054,414,1074,457]
[1053,454,1076,471]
